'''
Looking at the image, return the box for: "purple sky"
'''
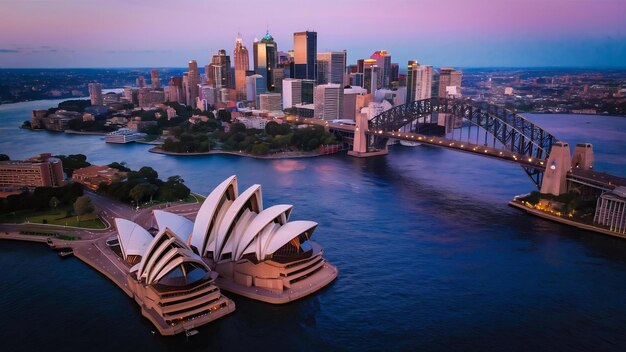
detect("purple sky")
[1,0,625,68]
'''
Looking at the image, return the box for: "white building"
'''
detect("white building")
[282,78,302,109]
[246,74,266,108]
[314,84,343,120]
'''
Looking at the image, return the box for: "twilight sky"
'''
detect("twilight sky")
[0,0,625,68]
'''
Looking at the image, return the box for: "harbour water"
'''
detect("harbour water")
[2,100,626,351]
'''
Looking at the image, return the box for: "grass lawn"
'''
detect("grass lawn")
[0,207,106,229]
[136,192,206,209]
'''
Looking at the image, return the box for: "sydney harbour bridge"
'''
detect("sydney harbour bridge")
[306,97,626,195]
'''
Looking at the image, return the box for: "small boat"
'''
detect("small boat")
[59,249,74,258]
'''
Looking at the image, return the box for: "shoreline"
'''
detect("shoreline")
[149,146,328,159]
[508,200,626,240]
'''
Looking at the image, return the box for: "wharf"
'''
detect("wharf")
[508,200,626,240]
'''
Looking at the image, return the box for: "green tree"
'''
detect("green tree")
[0,154,9,161]
[108,162,131,172]
[217,109,232,122]
[130,183,157,205]
[73,195,94,220]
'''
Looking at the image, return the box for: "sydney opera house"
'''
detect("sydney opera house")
[115,218,235,335]
[113,175,338,334]
[153,175,339,303]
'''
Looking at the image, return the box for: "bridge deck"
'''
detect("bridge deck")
[305,119,624,191]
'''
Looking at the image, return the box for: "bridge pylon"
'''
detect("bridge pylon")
[540,142,572,196]
[571,143,594,171]
[347,112,388,158]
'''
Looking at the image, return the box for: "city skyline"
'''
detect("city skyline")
[0,0,625,68]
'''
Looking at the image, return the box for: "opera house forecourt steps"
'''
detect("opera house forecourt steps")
[112,175,338,335]
[153,175,339,304]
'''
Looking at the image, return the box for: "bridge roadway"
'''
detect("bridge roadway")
[304,118,626,190]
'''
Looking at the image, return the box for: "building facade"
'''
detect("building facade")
[259,93,282,111]
[246,74,267,108]
[208,49,232,89]
[293,31,317,81]
[317,51,346,85]
[438,68,463,98]
[594,187,626,235]
[0,153,65,190]
[234,33,250,101]
[370,50,391,88]
[88,82,103,106]
[314,84,343,120]
[253,32,278,92]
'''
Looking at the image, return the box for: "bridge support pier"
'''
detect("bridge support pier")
[347,112,388,158]
[571,143,594,170]
[540,142,571,196]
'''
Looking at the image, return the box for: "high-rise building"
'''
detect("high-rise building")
[293,31,317,80]
[282,78,302,109]
[259,93,282,111]
[390,63,399,84]
[186,60,200,106]
[165,77,183,104]
[301,79,315,104]
[234,33,250,101]
[151,69,161,89]
[362,59,379,94]
[349,72,364,87]
[317,51,346,85]
[406,61,433,103]
[246,74,266,108]
[314,84,343,120]
[253,32,278,92]
[208,49,232,89]
[136,76,145,88]
[343,86,368,121]
[370,50,391,88]
[438,68,463,98]
[88,82,103,106]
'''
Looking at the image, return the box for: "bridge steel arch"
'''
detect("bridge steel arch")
[366,98,560,188]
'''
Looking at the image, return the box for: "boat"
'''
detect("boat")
[58,249,74,258]
[105,128,146,144]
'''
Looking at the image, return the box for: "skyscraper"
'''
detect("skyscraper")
[136,76,145,88]
[151,69,161,89]
[253,32,277,91]
[233,33,250,101]
[362,59,379,94]
[293,31,317,81]
[314,84,343,120]
[406,61,432,103]
[370,50,391,88]
[317,51,346,85]
[166,77,183,104]
[88,82,103,106]
[208,49,232,89]
[438,68,463,98]
[246,74,266,108]
[187,60,200,106]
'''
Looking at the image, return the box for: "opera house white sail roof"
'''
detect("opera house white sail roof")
[155,175,319,263]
